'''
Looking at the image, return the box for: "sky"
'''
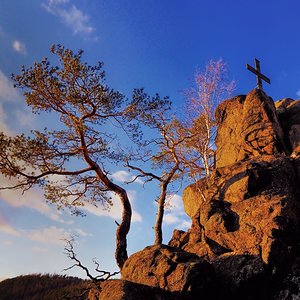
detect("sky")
[1,0,300,281]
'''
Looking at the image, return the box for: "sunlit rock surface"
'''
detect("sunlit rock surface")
[99,90,300,299]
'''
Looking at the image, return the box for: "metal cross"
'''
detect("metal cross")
[246,58,270,90]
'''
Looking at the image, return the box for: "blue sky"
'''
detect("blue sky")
[0,0,300,281]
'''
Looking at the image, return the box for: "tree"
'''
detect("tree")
[126,114,186,245]
[0,45,170,269]
[125,60,234,244]
[183,59,235,180]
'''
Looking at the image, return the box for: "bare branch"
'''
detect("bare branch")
[126,161,161,182]
[63,239,119,285]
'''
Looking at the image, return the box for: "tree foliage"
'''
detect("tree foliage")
[0,45,171,268]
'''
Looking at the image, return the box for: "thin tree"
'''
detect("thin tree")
[126,113,186,245]
[183,59,235,180]
[0,45,170,269]
[126,60,234,243]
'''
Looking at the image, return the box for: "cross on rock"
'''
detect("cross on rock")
[246,58,271,90]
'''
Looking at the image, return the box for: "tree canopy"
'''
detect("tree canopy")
[0,44,171,268]
[0,45,234,268]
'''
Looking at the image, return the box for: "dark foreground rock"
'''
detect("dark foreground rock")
[99,279,181,300]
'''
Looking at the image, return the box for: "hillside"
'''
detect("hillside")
[0,274,95,300]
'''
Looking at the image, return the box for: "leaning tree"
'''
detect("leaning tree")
[126,112,186,245]
[0,45,170,269]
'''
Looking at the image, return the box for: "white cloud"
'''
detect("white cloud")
[0,223,20,236]
[73,228,92,237]
[24,226,69,245]
[111,170,144,185]
[0,206,89,245]
[0,176,50,213]
[42,0,95,35]
[14,109,34,127]
[22,225,90,245]
[0,175,72,225]
[0,69,35,134]
[162,194,191,230]
[82,190,142,223]
[0,213,20,236]
[0,104,12,135]
[12,40,27,55]
[177,220,192,230]
[0,70,19,102]
[296,90,300,97]
[164,213,181,225]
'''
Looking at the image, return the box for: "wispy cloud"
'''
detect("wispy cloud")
[0,215,89,246]
[23,225,91,245]
[0,69,35,134]
[0,214,20,236]
[0,223,20,236]
[0,175,73,225]
[12,40,27,55]
[163,194,191,230]
[42,0,95,35]
[82,190,142,223]
[24,226,70,245]
[0,105,12,135]
[0,70,19,102]
[296,90,300,98]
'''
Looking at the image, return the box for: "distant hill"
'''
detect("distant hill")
[0,273,96,300]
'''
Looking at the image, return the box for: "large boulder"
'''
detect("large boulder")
[121,244,213,295]
[98,279,178,300]
[179,156,299,264]
[215,89,286,168]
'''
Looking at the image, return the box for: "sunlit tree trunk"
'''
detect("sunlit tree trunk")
[79,126,132,269]
[154,163,178,245]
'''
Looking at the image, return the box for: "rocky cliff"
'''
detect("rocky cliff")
[99,89,300,300]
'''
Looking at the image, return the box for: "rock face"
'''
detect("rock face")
[99,279,179,300]
[169,89,300,299]
[179,156,299,265]
[99,90,300,299]
[275,98,300,155]
[121,245,213,294]
[215,89,286,168]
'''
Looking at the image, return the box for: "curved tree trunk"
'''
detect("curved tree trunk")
[154,185,167,245]
[93,167,132,269]
[115,189,132,268]
[154,163,179,245]
[79,127,132,269]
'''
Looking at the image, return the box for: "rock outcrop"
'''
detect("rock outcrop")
[121,245,213,294]
[215,89,286,168]
[99,90,300,299]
